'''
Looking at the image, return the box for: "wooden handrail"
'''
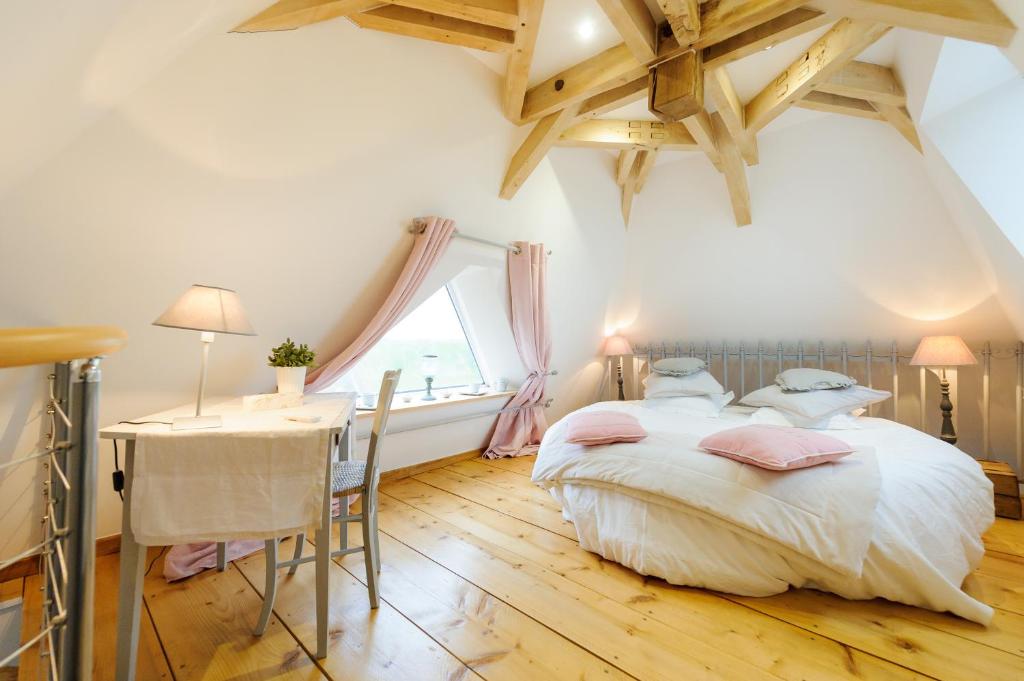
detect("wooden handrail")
[0,326,127,368]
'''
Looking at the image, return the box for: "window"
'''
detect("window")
[328,285,484,395]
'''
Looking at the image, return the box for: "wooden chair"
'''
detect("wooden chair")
[250,369,401,644]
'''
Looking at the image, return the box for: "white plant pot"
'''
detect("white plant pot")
[276,366,307,394]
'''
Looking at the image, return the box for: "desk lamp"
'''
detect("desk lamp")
[153,284,255,430]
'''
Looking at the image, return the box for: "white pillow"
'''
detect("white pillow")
[643,371,726,398]
[644,392,734,417]
[775,368,856,392]
[739,384,890,419]
[749,407,862,430]
[652,357,706,377]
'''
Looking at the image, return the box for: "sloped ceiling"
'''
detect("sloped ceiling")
[0,0,263,199]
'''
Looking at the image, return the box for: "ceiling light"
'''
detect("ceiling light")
[577,18,596,41]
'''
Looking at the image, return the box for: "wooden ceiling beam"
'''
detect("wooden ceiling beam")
[233,0,383,32]
[874,102,923,153]
[744,18,891,133]
[350,5,515,52]
[706,67,758,165]
[557,119,699,151]
[657,0,701,45]
[579,77,649,118]
[711,112,751,226]
[621,153,641,225]
[649,50,704,122]
[815,60,905,106]
[597,0,659,62]
[502,0,543,122]
[796,91,884,119]
[658,0,809,57]
[681,110,723,171]
[702,8,832,70]
[522,0,805,123]
[809,0,1016,46]
[521,43,648,121]
[634,149,659,192]
[500,104,582,199]
[390,0,518,30]
[616,150,640,185]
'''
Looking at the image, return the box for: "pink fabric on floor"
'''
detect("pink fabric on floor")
[305,216,456,392]
[484,242,551,458]
[163,540,264,582]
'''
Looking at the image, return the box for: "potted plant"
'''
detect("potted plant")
[268,338,316,394]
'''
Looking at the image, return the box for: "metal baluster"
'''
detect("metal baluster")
[757,343,764,389]
[722,341,729,393]
[865,341,874,417]
[705,342,712,373]
[688,342,695,358]
[982,342,991,457]
[62,358,101,681]
[777,342,784,375]
[891,341,900,424]
[841,342,849,375]
[738,342,746,398]
[797,341,804,368]
[818,341,825,369]
[675,342,682,358]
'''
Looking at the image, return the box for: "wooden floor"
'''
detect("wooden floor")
[7,455,1024,680]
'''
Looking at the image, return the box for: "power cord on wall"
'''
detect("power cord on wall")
[111,421,172,499]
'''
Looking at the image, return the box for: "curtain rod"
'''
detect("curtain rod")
[409,220,551,256]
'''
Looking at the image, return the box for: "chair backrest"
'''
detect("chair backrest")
[363,369,401,490]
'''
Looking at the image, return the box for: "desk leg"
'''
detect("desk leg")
[338,420,353,552]
[115,441,146,681]
[314,431,334,659]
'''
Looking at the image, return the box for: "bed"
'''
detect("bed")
[532,400,996,624]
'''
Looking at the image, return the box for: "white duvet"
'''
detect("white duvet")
[532,402,995,624]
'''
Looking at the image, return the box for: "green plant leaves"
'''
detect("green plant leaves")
[268,337,316,367]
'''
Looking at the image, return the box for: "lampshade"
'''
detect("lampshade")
[153,284,256,336]
[603,335,633,356]
[909,335,976,367]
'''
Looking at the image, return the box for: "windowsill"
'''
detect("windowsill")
[355,390,516,420]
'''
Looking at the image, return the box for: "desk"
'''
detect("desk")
[100,393,356,681]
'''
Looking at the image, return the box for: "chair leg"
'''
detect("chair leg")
[338,495,349,552]
[370,506,381,575]
[360,509,380,608]
[254,539,278,636]
[288,533,304,575]
[216,541,227,571]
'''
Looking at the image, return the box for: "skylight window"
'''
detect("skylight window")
[330,285,484,395]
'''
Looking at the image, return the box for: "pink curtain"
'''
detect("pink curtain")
[484,242,551,458]
[305,216,457,392]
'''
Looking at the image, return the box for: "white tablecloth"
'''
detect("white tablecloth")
[129,400,347,545]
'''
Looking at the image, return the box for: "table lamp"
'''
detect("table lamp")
[420,354,439,401]
[153,284,256,430]
[603,335,633,401]
[910,335,976,445]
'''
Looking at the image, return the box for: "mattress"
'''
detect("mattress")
[533,402,996,624]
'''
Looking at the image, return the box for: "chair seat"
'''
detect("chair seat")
[332,460,367,496]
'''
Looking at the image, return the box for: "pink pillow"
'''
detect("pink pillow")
[698,425,852,470]
[567,411,648,446]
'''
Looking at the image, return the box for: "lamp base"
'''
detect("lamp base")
[172,415,223,431]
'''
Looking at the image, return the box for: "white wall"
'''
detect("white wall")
[616,114,1016,344]
[0,22,626,555]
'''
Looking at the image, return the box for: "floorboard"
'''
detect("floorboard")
[233,537,480,681]
[30,454,1024,680]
